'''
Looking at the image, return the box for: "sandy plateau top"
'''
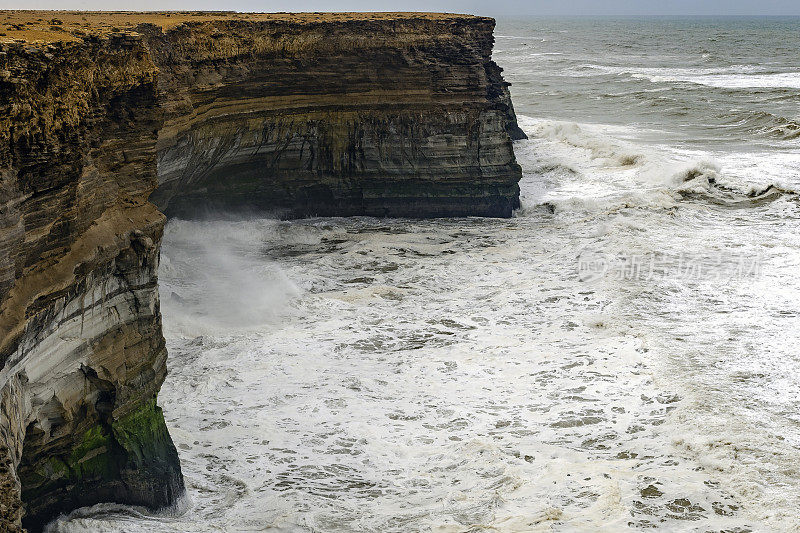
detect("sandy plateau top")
[0,11,481,44]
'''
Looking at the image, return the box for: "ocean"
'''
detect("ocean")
[50,17,800,533]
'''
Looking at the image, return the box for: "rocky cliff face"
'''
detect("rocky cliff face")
[145,16,524,218]
[0,11,524,531]
[0,32,181,532]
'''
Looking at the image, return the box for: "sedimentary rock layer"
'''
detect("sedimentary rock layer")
[0,11,524,531]
[145,15,525,218]
[0,31,182,532]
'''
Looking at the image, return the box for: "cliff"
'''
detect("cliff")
[144,14,524,218]
[0,29,181,532]
[0,11,524,531]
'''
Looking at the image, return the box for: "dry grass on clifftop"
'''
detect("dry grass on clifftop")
[0,11,481,44]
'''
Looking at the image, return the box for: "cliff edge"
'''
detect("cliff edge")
[0,11,525,531]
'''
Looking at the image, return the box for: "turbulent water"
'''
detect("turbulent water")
[51,17,800,533]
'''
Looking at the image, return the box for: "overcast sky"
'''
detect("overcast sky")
[8,0,800,16]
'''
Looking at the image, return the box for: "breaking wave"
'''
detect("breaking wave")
[720,109,800,140]
[159,218,302,335]
[515,116,798,215]
[574,63,800,89]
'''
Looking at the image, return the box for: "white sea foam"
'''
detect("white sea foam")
[52,113,800,532]
[574,63,800,89]
[515,115,800,216]
[635,71,800,89]
[50,19,800,533]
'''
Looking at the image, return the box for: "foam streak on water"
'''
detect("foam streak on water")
[51,17,800,533]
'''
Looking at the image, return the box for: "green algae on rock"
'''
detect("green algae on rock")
[18,399,182,532]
